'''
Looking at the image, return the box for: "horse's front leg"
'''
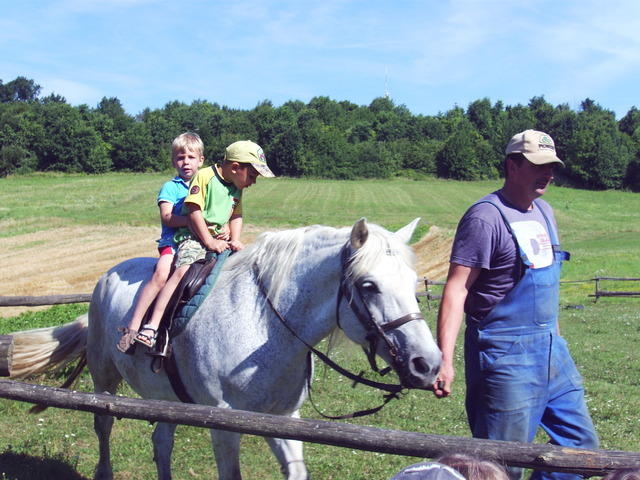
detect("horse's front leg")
[265,436,308,480]
[211,429,243,480]
[152,422,177,480]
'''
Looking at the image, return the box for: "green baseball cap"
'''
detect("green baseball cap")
[224,140,275,177]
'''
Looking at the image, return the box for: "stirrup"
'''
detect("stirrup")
[148,336,172,374]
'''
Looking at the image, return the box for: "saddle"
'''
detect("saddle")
[148,251,220,364]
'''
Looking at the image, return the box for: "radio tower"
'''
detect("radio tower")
[384,66,390,99]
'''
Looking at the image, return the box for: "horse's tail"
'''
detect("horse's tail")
[10,313,88,379]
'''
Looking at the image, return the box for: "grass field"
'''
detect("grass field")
[0,172,638,479]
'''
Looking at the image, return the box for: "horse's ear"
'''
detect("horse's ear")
[395,218,421,244]
[350,218,369,249]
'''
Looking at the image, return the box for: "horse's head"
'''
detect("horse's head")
[337,218,441,389]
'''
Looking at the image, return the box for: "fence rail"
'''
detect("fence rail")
[2,276,639,310]
[0,294,92,307]
[0,379,638,476]
[416,276,640,305]
[589,277,640,301]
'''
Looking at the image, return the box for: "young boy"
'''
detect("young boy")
[134,140,275,348]
[117,132,208,353]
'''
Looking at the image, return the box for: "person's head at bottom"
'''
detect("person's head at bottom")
[389,461,466,480]
[437,453,509,480]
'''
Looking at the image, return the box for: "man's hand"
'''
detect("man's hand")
[432,361,454,398]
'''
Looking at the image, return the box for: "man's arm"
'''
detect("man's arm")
[432,262,480,398]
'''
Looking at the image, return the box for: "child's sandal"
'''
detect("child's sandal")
[134,325,158,348]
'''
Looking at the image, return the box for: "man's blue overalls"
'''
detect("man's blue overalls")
[464,201,599,480]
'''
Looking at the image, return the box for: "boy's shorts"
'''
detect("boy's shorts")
[174,239,207,268]
[158,245,176,256]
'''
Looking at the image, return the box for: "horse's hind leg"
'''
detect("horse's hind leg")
[152,422,177,480]
[211,429,243,480]
[89,354,123,480]
[93,412,115,480]
[265,437,308,480]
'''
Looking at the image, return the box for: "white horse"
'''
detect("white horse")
[11,218,441,480]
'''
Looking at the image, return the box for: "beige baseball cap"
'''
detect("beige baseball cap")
[505,129,564,166]
[224,140,275,177]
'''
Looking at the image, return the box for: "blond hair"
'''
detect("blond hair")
[172,132,204,159]
[437,454,509,480]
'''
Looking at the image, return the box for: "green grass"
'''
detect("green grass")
[0,173,638,479]
[0,172,498,232]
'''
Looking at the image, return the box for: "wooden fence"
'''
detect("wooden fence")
[417,276,640,306]
[588,277,640,301]
[416,278,445,309]
[1,275,638,311]
[0,293,92,307]
[0,379,638,477]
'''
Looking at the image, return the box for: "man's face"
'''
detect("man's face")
[510,158,555,199]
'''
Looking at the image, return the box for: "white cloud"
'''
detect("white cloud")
[525,1,640,112]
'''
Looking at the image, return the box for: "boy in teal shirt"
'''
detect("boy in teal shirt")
[117,132,207,353]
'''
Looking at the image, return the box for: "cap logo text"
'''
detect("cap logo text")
[538,135,555,151]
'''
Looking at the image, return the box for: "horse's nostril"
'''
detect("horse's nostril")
[412,356,429,375]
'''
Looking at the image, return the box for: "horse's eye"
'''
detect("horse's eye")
[360,281,379,294]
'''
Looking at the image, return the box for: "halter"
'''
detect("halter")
[336,244,424,376]
[255,240,428,419]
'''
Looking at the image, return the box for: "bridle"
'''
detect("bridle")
[256,241,428,419]
[336,244,425,376]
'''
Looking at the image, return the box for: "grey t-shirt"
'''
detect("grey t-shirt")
[450,191,557,323]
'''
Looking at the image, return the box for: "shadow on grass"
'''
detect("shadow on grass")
[0,451,89,480]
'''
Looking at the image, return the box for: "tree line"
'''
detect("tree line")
[1,76,639,191]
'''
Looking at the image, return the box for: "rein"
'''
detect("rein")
[255,242,425,419]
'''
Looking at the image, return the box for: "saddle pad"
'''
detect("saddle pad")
[170,249,232,337]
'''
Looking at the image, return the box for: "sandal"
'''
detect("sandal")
[116,327,138,354]
[134,325,158,348]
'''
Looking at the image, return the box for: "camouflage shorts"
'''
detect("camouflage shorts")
[174,239,207,268]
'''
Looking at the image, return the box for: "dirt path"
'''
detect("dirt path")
[0,225,451,318]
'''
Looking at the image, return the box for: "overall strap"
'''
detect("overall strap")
[533,199,559,245]
[532,199,568,260]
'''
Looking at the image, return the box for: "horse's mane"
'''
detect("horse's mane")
[221,222,415,304]
[221,225,333,303]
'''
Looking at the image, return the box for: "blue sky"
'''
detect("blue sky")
[3,0,640,118]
